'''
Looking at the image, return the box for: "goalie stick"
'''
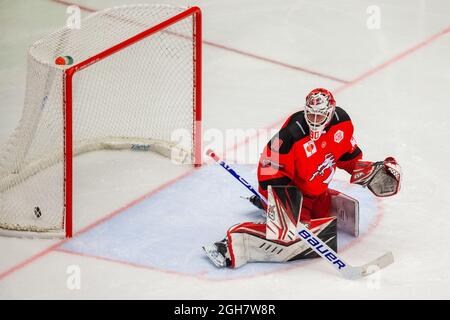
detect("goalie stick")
[207,149,394,280]
[207,149,268,206]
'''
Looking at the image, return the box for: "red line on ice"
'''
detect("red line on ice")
[50,0,349,83]
[202,40,350,83]
[53,246,321,282]
[220,25,450,158]
[0,169,196,282]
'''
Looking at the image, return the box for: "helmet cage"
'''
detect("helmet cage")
[304,91,335,141]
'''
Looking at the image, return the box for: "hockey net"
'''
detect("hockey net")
[0,4,202,238]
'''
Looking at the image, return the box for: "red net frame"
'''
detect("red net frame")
[63,7,202,238]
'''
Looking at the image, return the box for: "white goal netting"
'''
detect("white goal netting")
[0,4,201,237]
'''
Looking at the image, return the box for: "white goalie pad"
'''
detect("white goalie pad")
[266,186,302,242]
[330,190,359,237]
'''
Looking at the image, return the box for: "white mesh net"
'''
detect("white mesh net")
[0,4,201,237]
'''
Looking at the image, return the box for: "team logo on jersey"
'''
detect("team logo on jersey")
[303,140,317,157]
[271,137,284,152]
[334,130,344,143]
[309,153,336,184]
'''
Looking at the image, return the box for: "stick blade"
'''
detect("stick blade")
[342,251,394,280]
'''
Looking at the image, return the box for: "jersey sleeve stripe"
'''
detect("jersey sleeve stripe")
[338,146,362,162]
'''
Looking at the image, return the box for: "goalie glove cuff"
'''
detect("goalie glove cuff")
[350,160,383,186]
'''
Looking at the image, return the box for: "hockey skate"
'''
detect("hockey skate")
[202,239,232,268]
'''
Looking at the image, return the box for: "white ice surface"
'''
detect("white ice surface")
[0,0,450,299]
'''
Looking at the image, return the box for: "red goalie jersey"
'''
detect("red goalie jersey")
[257,106,362,220]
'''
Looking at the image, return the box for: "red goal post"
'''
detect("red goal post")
[64,6,202,237]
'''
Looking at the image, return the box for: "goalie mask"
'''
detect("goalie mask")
[304,88,336,141]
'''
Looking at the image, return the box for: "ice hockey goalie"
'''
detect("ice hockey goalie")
[203,88,402,268]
